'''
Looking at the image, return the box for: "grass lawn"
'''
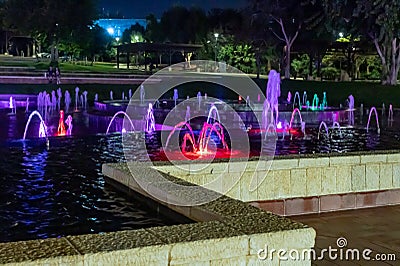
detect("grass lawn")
[0,78,398,109]
[0,56,143,74]
[281,79,400,107]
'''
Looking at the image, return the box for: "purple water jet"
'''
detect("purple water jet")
[106,111,135,134]
[366,107,380,134]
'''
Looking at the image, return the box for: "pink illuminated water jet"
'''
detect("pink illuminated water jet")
[165,121,229,157]
[289,108,303,129]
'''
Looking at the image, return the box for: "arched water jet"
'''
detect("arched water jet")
[165,122,196,150]
[312,94,319,110]
[23,111,48,140]
[165,121,228,155]
[106,111,135,134]
[331,121,343,137]
[289,108,303,129]
[302,91,307,105]
[366,107,380,134]
[293,91,301,110]
[317,121,329,140]
[206,104,221,124]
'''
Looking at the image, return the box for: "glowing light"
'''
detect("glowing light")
[107,27,114,35]
[277,121,283,129]
[57,110,66,136]
[165,106,228,159]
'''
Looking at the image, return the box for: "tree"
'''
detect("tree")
[82,25,113,64]
[145,14,163,42]
[250,0,326,79]
[250,0,304,79]
[362,0,400,85]
[291,54,310,79]
[323,0,400,85]
[218,41,256,73]
[121,23,145,44]
[159,6,207,44]
[207,8,243,36]
[1,0,97,60]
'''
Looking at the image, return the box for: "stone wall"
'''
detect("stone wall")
[154,152,400,214]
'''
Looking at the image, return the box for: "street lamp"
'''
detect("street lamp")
[134,35,139,42]
[214,33,219,70]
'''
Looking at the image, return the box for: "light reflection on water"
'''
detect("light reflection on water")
[0,134,184,243]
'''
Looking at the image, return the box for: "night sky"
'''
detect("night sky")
[98,0,248,18]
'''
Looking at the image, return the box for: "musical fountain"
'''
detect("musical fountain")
[163,105,232,160]
[3,70,400,247]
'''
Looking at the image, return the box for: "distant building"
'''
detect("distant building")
[95,19,147,39]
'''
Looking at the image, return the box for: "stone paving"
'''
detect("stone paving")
[293,205,400,265]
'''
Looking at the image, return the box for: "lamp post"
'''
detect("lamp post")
[214,33,219,70]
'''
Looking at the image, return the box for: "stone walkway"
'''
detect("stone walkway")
[292,205,400,265]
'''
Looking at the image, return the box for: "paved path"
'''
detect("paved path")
[292,205,400,265]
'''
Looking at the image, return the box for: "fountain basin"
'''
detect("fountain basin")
[0,162,315,265]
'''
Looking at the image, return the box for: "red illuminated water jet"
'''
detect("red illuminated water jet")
[57,110,66,136]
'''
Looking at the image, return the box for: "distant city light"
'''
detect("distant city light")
[107,27,114,35]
